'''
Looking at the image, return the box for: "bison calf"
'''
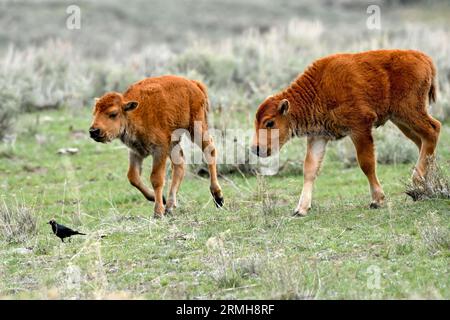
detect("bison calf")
[90,75,224,217]
[252,49,441,216]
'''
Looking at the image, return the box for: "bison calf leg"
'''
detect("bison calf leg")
[392,121,422,150]
[392,120,423,182]
[195,131,224,207]
[410,114,441,181]
[128,151,157,202]
[351,131,385,208]
[151,151,168,218]
[204,138,224,207]
[294,136,328,216]
[166,146,185,214]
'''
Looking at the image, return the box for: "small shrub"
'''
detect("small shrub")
[255,175,278,216]
[259,257,316,300]
[405,156,450,201]
[208,244,242,289]
[173,49,237,88]
[0,106,15,141]
[420,224,450,256]
[1,42,93,113]
[416,212,450,256]
[0,198,37,244]
[0,78,19,140]
[211,254,262,290]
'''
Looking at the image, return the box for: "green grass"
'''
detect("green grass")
[0,109,449,299]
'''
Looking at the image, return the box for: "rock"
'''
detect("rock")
[11,247,33,255]
[57,147,79,155]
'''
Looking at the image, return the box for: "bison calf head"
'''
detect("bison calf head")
[251,97,291,157]
[89,92,138,143]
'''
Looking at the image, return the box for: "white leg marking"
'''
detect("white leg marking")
[294,136,328,216]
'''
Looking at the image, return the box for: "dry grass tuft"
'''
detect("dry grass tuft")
[0,198,37,244]
[405,157,450,201]
[416,212,450,256]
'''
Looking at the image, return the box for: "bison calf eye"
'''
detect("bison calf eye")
[109,113,118,119]
[265,120,275,128]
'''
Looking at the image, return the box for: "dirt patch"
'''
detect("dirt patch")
[22,164,48,174]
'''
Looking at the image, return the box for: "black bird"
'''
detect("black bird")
[48,219,86,242]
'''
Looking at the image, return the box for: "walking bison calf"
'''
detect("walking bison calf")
[251,49,441,216]
[89,75,224,217]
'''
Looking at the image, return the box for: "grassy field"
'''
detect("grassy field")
[0,0,449,300]
[0,109,448,299]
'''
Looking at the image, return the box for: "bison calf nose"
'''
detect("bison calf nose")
[89,127,101,138]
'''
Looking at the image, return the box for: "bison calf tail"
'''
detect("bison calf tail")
[429,62,438,104]
[429,79,437,104]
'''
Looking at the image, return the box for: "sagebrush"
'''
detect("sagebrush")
[0,198,37,244]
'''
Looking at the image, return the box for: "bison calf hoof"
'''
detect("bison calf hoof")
[214,196,224,208]
[293,210,308,217]
[153,213,164,219]
[210,189,224,208]
[154,204,165,219]
[165,199,177,215]
[369,202,381,209]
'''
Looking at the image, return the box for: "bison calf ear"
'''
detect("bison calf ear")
[123,101,139,112]
[277,99,290,115]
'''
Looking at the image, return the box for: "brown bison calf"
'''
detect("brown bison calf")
[252,49,441,216]
[90,75,224,217]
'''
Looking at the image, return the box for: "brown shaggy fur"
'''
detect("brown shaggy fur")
[90,75,223,217]
[252,49,441,216]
